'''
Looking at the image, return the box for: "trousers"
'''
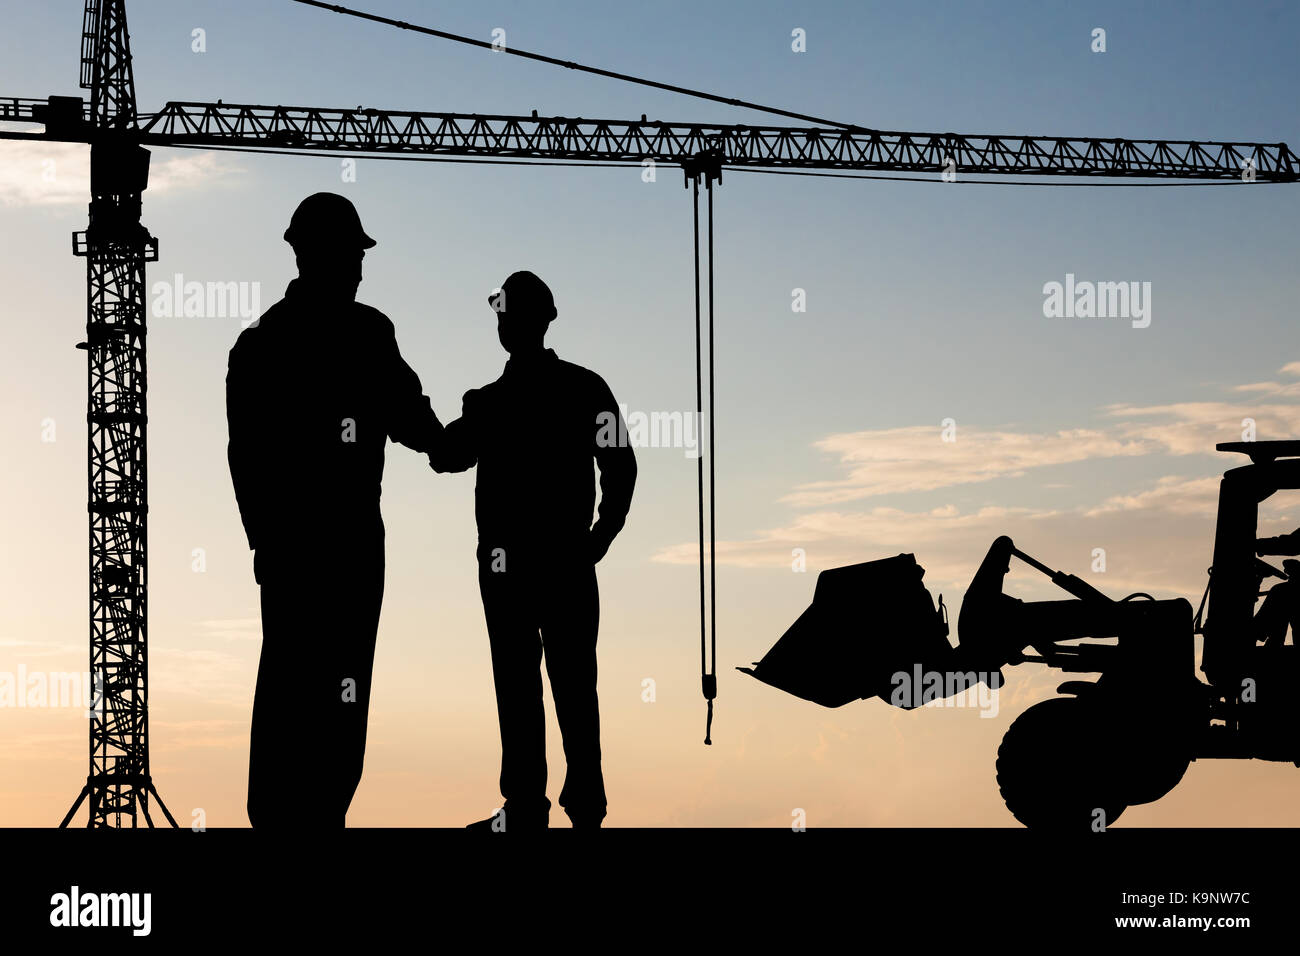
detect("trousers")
[247,537,385,828]
[477,551,605,826]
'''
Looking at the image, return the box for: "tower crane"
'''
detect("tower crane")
[0,0,1294,827]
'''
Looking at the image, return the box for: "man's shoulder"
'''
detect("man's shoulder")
[463,375,505,409]
[554,356,601,381]
[229,297,394,360]
[353,301,393,329]
[555,358,614,397]
[229,297,290,359]
[331,301,395,347]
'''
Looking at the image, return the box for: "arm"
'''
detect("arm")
[378,315,443,453]
[428,389,482,474]
[590,377,637,561]
[226,336,265,551]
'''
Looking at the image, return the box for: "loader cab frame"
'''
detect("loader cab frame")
[1203,441,1300,685]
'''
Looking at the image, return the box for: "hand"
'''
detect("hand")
[427,449,456,474]
[253,546,280,586]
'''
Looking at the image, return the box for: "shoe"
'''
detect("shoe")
[465,808,547,831]
[566,807,607,829]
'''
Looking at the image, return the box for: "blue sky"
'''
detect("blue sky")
[2,1,1299,826]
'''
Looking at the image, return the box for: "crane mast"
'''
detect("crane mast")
[58,0,174,829]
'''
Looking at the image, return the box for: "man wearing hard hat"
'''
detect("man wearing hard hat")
[227,192,443,828]
[430,270,637,830]
[1255,558,1300,649]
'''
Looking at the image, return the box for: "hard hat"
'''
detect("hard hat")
[283,192,376,249]
[487,271,557,321]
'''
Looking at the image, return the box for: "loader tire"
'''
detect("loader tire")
[1112,701,1195,807]
[1118,745,1189,807]
[996,697,1126,831]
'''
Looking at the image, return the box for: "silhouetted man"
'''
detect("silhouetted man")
[429,271,636,829]
[227,193,442,828]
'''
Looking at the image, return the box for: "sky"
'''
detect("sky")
[1,0,1299,827]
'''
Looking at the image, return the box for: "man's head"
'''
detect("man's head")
[284,193,376,300]
[488,271,556,355]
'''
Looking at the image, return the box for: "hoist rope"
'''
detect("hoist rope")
[706,178,718,747]
[691,175,718,745]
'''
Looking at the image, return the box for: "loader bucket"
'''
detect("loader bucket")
[739,553,968,708]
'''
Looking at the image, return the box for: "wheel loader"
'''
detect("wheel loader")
[741,440,1300,829]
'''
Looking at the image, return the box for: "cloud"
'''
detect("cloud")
[150,150,239,194]
[1235,359,1300,395]
[654,504,1052,587]
[150,718,246,752]
[1105,401,1300,455]
[785,427,1150,506]
[1231,382,1300,398]
[150,644,254,708]
[776,361,1300,509]
[654,359,1300,601]
[1084,475,1221,517]
[197,618,261,641]
[0,136,241,207]
[653,492,1223,598]
[0,638,83,659]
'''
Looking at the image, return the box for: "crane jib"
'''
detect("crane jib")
[3,96,1297,181]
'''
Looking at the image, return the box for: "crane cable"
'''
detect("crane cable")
[287,0,867,131]
[278,2,1290,188]
[691,172,719,744]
